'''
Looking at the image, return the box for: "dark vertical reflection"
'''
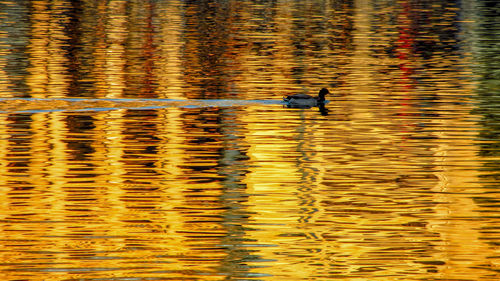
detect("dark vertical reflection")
[475,0,500,180]
[125,1,158,98]
[472,0,500,264]
[183,0,234,99]
[66,0,84,97]
[72,1,105,97]
[0,1,30,96]
[121,110,161,184]
[217,107,259,279]
[291,1,354,88]
[6,114,34,189]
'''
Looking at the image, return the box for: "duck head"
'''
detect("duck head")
[318,88,329,102]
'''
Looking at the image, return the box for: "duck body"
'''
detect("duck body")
[283,88,329,108]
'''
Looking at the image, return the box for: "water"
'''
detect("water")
[0,0,499,280]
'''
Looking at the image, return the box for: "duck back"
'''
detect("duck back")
[285,93,313,100]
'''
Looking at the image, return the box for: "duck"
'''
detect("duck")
[283,88,330,108]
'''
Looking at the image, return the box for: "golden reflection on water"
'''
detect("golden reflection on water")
[0,0,499,280]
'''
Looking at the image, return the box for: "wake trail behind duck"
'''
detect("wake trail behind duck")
[0,98,284,113]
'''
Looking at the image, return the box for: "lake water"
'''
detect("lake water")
[0,0,499,280]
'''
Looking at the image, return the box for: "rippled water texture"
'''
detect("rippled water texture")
[0,0,499,280]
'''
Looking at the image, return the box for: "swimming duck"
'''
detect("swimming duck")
[283,88,330,108]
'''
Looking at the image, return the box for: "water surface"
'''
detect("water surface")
[0,0,499,280]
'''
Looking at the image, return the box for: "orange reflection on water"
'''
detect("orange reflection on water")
[0,0,499,280]
[26,0,72,98]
